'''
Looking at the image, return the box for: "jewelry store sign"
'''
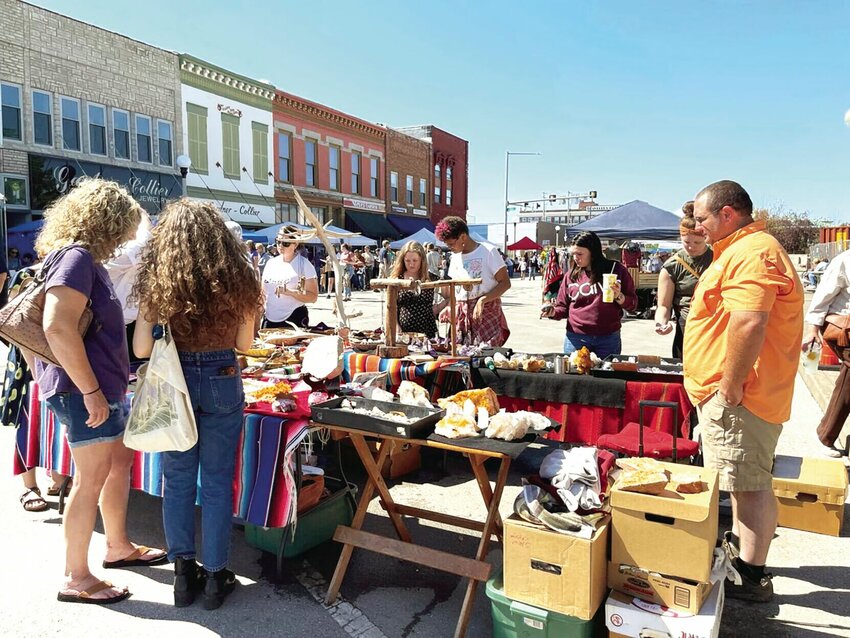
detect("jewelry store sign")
[217,200,275,225]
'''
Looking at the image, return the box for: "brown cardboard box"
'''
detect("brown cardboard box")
[772,455,849,537]
[607,562,712,615]
[604,579,724,638]
[345,438,421,479]
[610,462,719,583]
[503,515,609,621]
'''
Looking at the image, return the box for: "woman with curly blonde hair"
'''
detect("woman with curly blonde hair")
[132,199,261,610]
[35,178,165,606]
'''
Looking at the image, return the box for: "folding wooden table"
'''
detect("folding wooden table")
[320,423,520,638]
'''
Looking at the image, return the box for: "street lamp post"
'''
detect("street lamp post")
[555,225,561,248]
[503,151,541,252]
[176,154,192,197]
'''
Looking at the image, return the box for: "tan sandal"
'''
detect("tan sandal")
[57,579,130,605]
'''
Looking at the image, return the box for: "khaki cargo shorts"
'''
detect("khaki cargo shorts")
[697,393,782,492]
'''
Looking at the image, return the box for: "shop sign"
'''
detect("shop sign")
[391,205,407,214]
[343,197,385,213]
[412,208,428,217]
[28,153,182,214]
[217,200,275,225]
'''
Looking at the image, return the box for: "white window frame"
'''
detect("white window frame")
[390,171,398,203]
[31,89,52,147]
[419,178,426,207]
[406,175,414,205]
[112,108,131,160]
[1,81,23,143]
[59,95,81,152]
[157,119,173,167]
[369,157,379,198]
[135,113,153,163]
[87,102,107,156]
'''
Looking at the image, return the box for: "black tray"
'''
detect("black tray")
[311,396,444,438]
[591,354,684,382]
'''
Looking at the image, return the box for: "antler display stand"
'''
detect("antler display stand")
[369,277,482,358]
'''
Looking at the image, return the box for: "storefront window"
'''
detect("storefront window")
[113,109,130,160]
[305,140,317,187]
[278,132,291,182]
[158,120,173,167]
[1,83,22,141]
[32,90,52,146]
[369,157,379,198]
[60,96,81,151]
[329,145,340,191]
[136,114,152,163]
[88,103,107,156]
[351,151,361,194]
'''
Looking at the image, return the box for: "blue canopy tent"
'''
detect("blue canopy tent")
[389,227,446,250]
[567,200,681,240]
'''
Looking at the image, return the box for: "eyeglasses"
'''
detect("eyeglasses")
[276,240,292,247]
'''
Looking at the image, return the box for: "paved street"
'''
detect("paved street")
[1,277,848,637]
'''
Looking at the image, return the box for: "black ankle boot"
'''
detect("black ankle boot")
[174,557,203,607]
[202,567,236,610]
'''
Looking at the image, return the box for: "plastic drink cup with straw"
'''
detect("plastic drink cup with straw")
[801,341,821,372]
[602,263,618,303]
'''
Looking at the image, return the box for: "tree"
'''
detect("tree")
[753,206,821,254]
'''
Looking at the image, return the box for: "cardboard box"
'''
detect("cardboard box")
[607,562,712,616]
[772,455,849,537]
[345,438,421,479]
[503,515,609,621]
[610,462,719,583]
[605,579,724,638]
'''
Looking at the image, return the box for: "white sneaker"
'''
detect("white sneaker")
[822,444,843,458]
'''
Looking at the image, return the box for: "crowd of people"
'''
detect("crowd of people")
[2,176,845,612]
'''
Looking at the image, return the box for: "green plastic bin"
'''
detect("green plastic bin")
[244,477,356,560]
[486,569,601,638]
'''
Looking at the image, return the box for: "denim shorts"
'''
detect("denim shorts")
[46,392,129,449]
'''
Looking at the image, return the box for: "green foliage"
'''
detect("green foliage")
[753,207,822,254]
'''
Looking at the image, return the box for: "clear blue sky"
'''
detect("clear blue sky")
[31,0,850,222]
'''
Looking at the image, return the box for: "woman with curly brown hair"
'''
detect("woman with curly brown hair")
[132,199,261,610]
[34,178,165,606]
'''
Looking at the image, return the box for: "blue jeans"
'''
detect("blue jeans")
[162,349,244,572]
[343,265,354,298]
[563,331,622,359]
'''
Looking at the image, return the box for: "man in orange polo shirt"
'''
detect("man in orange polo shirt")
[684,180,802,603]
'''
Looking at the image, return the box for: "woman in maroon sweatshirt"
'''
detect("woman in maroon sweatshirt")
[542,231,637,358]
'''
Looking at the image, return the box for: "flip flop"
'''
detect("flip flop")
[46,481,72,497]
[103,545,168,569]
[57,580,131,605]
[20,487,49,513]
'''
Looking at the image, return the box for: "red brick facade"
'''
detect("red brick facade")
[395,125,469,224]
[272,91,386,228]
[385,128,430,222]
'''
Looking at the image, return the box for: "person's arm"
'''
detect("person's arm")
[546,273,570,320]
[43,286,108,426]
[654,269,675,334]
[473,266,510,321]
[236,312,257,352]
[613,264,638,311]
[133,313,155,359]
[279,277,319,304]
[0,272,7,294]
[719,311,769,406]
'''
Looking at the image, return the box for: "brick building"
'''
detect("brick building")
[393,125,468,225]
[0,0,183,238]
[180,54,276,228]
[273,91,395,239]
[384,128,432,235]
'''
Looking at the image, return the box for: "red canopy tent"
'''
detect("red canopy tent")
[507,236,543,251]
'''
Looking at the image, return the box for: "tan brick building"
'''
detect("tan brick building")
[384,128,432,235]
[0,0,183,232]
